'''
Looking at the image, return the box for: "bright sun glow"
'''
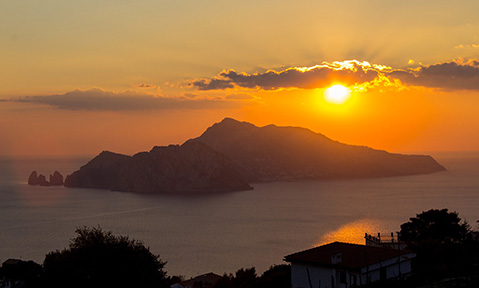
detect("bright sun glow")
[324,84,351,104]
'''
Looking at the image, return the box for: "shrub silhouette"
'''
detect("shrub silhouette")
[43,226,168,288]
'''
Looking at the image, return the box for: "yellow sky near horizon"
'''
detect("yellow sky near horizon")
[1,0,479,156]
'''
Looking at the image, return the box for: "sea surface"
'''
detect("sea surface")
[0,152,478,277]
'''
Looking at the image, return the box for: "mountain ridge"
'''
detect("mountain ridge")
[187,118,446,182]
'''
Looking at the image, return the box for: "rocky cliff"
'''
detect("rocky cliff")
[64,141,252,193]
[187,118,446,181]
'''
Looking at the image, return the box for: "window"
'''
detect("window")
[351,274,357,286]
[339,271,347,284]
[380,267,387,280]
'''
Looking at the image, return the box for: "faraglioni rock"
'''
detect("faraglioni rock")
[49,171,64,185]
[28,171,39,185]
[28,170,64,186]
[64,141,252,193]
[186,118,446,181]
[37,174,50,186]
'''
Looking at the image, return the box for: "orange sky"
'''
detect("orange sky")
[1,1,479,157]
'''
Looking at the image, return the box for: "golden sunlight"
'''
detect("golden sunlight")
[317,219,385,245]
[324,84,351,104]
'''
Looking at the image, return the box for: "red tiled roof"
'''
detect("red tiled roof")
[2,259,22,266]
[284,242,414,270]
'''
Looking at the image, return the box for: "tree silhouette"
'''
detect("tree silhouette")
[400,208,469,248]
[213,265,290,288]
[257,265,291,288]
[399,209,475,281]
[42,226,168,288]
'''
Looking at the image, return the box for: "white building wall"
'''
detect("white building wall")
[360,252,415,283]
[291,252,415,287]
[291,263,335,288]
[291,263,360,288]
[399,259,414,275]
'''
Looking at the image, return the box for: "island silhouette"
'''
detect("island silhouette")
[63,118,446,193]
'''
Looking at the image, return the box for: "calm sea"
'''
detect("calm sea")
[0,152,478,277]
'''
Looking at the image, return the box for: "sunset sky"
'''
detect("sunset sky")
[1,0,479,157]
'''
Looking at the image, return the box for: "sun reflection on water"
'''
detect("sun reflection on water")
[317,219,386,246]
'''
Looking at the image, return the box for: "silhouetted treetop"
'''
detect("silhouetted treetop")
[213,265,290,288]
[399,208,469,247]
[398,209,478,282]
[43,226,168,288]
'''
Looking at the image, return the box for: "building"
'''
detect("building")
[171,272,222,288]
[284,242,416,288]
[364,233,408,250]
[1,259,23,288]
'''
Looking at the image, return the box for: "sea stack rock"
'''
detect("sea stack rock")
[28,171,39,185]
[37,174,51,186]
[49,171,64,185]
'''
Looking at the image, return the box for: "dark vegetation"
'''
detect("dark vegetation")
[212,265,291,288]
[42,226,168,288]
[398,209,479,287]
[0,227,169,288]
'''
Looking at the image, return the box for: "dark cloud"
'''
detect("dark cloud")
[192,59,479,92]
[391,60,479,90]
[191,61,381,91]
[225,93,257,100]
[11,88,237,111]
[135,83,156,89]
[182,92,198,99]
[192,79,234,90]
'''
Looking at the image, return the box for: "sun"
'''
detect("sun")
[324,84,351,104]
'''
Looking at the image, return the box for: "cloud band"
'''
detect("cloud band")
[191,59,479,91]
[11,88,238,111]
